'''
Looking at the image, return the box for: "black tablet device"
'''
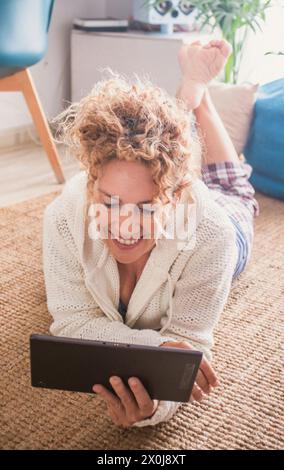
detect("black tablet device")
[30,334,202,402]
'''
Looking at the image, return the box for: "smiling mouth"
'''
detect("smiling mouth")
[108,231,142,247]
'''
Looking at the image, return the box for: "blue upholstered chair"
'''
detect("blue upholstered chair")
[0,0,64,183]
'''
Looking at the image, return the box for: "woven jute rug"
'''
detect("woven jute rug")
[0,189,283,450]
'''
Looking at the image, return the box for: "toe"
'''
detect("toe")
[204,39,232,57]
[190,40,202,46]
[220,40,232,57]
[203,42,218,50]
[204,39,220,48]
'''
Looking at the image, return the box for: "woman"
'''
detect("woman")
[43,40,259,428]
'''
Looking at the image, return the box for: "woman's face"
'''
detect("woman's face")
[93,159,163,264]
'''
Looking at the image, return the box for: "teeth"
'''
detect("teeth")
[108,232,141,245]
[116,238,140,245]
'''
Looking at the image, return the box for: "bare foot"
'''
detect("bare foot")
[177,39,232,109]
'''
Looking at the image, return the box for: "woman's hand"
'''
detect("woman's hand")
[93,376,159,428]
[160,340,220,402]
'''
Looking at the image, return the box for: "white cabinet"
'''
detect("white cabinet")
[71,29,218,101]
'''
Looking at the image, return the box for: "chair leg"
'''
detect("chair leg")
[17,69,65,184]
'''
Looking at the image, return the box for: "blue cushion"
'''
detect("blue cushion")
[244,78,284,200]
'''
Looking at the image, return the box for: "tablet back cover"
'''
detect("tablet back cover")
[30,334,202,402]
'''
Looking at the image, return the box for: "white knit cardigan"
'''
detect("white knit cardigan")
[43,171,237,427]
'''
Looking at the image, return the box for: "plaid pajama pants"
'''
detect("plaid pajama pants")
[201,161,260,279]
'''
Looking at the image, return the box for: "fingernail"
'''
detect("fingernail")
[110,376,120,385]
[93,385,100,393]
[129,378,138,387]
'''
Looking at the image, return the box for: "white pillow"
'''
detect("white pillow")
[208,81,259,155]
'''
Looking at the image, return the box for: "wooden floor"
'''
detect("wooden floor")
[0,143,80,207]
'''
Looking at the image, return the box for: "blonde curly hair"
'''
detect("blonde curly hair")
[54,70,202,205]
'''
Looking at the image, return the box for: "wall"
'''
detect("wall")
[238,3,284,85]
[105,0,132,19]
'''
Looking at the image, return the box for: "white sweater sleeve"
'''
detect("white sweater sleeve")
[135,224,237,427]
[43,202,180,427]
[159,224,238,363]
[132,224,237,428]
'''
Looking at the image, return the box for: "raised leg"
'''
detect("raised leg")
[176,39,239,165]
[194,88,240,165]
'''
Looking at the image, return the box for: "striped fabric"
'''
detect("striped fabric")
[202,161,259,278]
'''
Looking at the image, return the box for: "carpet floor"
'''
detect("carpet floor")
[0,190,283,450]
